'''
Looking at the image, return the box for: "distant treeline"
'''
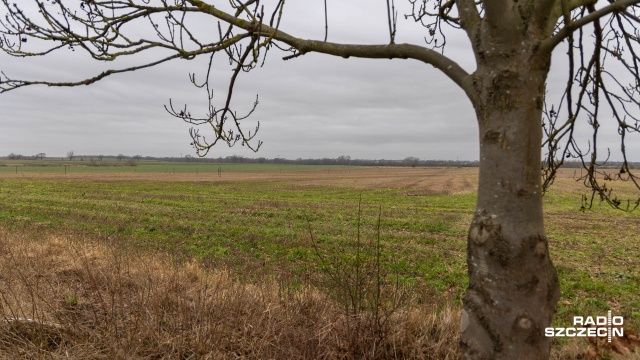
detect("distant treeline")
[4,153,479,167]
[3,153,639,169]
[196,155,481,167]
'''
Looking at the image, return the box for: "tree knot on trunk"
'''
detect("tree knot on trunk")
[532,235,549,259]
[469,210,510,267]
[483,130,502,145]
[512,313,544,347]
[517,188,532,199]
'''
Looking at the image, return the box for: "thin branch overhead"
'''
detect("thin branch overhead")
[0,0,277,154]
[543,2,640,211]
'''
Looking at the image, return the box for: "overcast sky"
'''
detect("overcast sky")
[1,1,637,161]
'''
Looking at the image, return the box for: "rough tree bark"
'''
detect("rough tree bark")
[461,18,561,358]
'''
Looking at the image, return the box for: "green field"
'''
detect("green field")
[0,165,638,357]
[0,172,473,298]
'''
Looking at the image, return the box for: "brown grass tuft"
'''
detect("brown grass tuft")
[0,230,461,359]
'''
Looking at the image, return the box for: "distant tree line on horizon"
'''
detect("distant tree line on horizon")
[4,152,639,169]
[7,152,47,160]
[3,152,480,167]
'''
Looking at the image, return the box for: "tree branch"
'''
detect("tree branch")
[535,0,595,36]
[481,0,517,35]
[187,0,476,104]
[542,0,640,52]
[0,32,249,92]
[542,1,640,210]
[535,0,560,25]
[455,0,481,43]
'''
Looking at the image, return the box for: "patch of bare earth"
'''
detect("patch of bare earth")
[0,167,479,194]
[548,168,640,196]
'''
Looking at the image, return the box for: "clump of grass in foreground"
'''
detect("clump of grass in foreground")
[0,230,463,359]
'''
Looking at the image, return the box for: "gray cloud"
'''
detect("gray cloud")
[0,1,636,162]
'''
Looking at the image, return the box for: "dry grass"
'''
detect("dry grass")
[0,229,461,359]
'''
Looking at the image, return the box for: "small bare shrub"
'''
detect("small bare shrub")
[308,201,410,359]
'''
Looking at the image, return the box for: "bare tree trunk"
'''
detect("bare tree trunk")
[460,61,561,359]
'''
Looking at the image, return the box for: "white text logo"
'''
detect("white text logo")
[545,311,623,342]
